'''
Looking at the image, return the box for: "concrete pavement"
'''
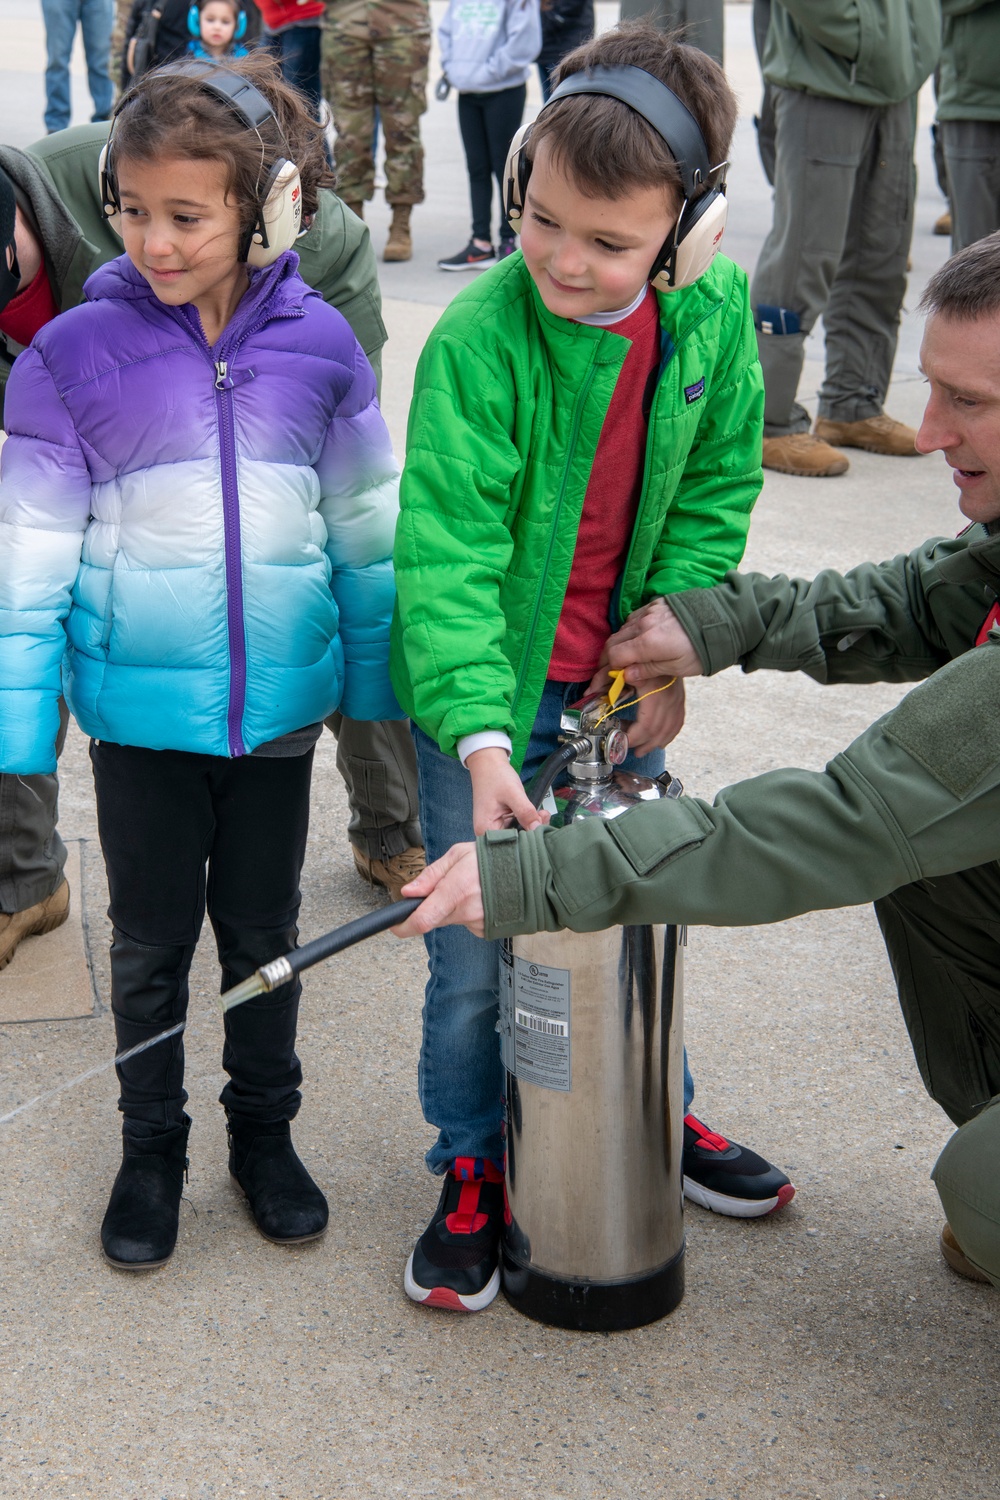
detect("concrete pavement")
[0,5,995,1498]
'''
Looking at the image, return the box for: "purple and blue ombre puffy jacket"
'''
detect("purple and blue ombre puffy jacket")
[0,252,402,773]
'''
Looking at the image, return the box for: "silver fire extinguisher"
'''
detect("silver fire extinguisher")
[499,693,686,1332]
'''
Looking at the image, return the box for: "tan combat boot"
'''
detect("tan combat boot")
[761,432,849,477]
[384,205,412,262]
[814,412,920,457]
[0,878,70,971]
[353,844,425,903]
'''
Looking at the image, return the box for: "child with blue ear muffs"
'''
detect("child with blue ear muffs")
[188,0,249,61]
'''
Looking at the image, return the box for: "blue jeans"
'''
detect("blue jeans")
[42,0,114,134]
[263,25,322,118]
[414,679,695,1175]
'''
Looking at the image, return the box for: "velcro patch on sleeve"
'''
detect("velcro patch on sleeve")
[883,644,1000,799]
[481,828,524,927]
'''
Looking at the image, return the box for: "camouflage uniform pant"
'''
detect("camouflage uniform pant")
[323,0,430,205]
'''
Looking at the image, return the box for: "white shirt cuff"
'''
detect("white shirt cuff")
[457,731,513,767]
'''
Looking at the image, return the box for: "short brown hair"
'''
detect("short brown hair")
[529,21,737,206]
[110,52,334,232]
[919,233,1000,322]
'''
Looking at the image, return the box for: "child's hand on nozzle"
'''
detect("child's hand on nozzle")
[393,842,484,938]
[467,746,550,836]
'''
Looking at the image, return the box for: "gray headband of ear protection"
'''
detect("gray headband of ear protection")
[542,64,713,201]
[102,63,290,261]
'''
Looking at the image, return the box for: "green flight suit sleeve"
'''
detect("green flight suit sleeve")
[478,634,1000,938]
[664,533,992,684]
[641,268,764,601]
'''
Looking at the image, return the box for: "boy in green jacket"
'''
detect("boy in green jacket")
[390,21,790,1313]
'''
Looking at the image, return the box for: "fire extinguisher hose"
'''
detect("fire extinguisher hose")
[524,735,590,810]
[221,897,422,1011]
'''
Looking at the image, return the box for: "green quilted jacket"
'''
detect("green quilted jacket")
[390,252,764,767]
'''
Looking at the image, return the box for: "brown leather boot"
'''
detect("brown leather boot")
[0,878,70,971]
[352,844,425,903]
[761,432,849,477]
[343,201,364,220]
[813,412,920,456]
[384,205,412,262]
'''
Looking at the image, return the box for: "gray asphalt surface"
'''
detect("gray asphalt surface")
[0,5,995,1498]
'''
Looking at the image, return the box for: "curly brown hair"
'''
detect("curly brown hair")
[529,21,738,208]
[109,51,335,235]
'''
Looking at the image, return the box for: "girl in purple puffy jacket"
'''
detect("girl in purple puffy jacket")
[0,55,400,1269]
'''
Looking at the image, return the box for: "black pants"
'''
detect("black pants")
[90,741,314,1138]
[458,84,526,245]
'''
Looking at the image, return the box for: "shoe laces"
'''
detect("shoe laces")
[385,847,425,882]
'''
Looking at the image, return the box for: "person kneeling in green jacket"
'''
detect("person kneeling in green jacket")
[396,232,1000,1295]
[390,21,796,1316]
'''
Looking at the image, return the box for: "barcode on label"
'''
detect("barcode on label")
[516,1009,567,1038]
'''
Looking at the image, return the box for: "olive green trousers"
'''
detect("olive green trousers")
[876,863,1000,1286]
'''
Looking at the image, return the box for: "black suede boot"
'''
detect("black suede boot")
[101,1116,191,1269]
[226,1112,328,1244]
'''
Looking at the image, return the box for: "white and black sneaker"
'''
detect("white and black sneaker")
[437,240,496,271]
[404,1158,504,1311]
[682,1114,795,1218]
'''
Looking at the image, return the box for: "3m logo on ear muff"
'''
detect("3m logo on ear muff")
[503,64,729,294]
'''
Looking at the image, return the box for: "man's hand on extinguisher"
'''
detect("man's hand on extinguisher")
[392,842,484,938]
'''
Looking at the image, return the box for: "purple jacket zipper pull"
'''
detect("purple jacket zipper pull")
[214,360,235,391]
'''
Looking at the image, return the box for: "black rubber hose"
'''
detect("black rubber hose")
[229,739,589,1001]
[285,897,422,977]
[524,735,589,810]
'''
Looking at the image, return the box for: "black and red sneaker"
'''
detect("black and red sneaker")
[404,1158,504,1312]
[683,1114,795,1218]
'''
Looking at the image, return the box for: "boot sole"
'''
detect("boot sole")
[229,1172,328,1245]
[816,439,918,457]
[763,467,847,478]
[102,1247,174,1270]
[813,427,920,457]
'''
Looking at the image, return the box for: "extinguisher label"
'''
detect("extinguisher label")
[501,952,572,1092]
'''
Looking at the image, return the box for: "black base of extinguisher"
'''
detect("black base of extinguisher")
[501,1241,685,1332]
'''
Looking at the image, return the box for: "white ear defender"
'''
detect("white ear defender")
[503,64,728,293]
[100,63,302,268]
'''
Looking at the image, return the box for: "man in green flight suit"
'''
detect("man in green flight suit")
[395,232,1000,1293]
